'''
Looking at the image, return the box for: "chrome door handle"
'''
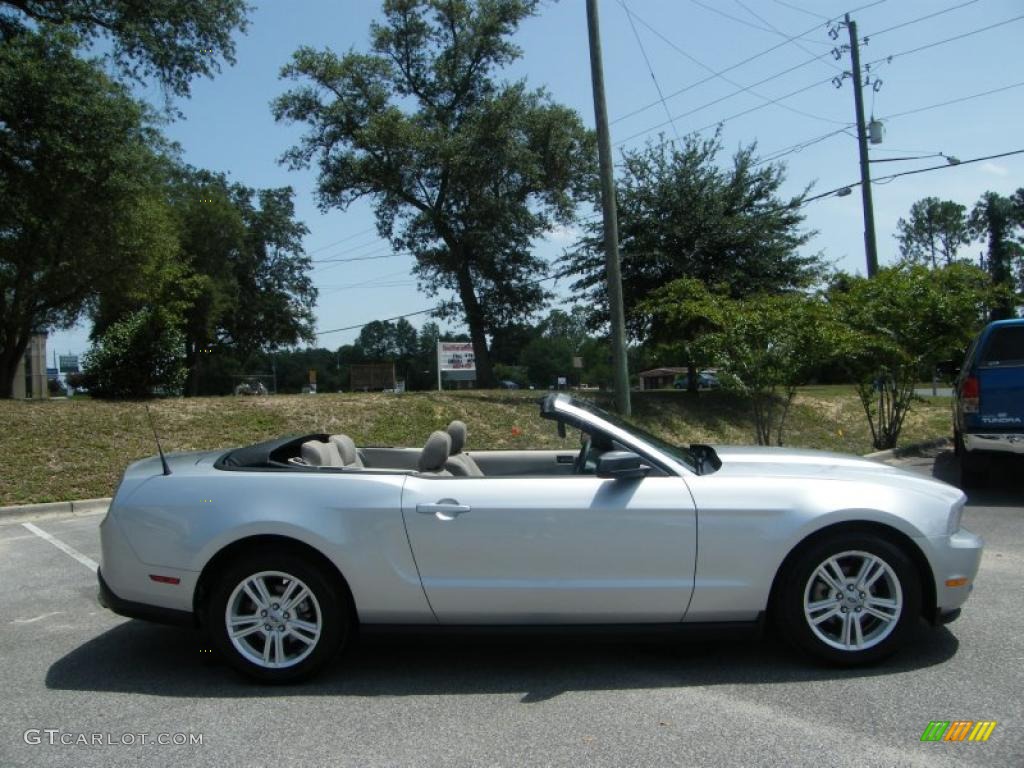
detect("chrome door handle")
[416,499,471,519]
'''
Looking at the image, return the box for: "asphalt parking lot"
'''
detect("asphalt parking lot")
[1,449,1021,768]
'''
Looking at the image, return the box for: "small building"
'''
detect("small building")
[638,366,688,391]
[12,331,48,399]
[350,361,396,391]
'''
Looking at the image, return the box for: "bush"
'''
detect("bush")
[81,308,186,398]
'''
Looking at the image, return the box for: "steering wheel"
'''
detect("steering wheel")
[573,436,591,475]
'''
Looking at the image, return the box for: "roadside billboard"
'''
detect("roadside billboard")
[437,342,475,390]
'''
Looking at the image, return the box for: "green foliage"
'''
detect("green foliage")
[566,131,821,337]
[0,29,171,397]
[969,190,1023,319]
[828,263,996,449]
[81,308,186,398]
[1,0,251,98]
[895,197,969,268]
[520,335,574,388]
[641,280,842,445]
[273,0,596,386]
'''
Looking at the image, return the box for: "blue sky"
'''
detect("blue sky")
[48,0,1024,358]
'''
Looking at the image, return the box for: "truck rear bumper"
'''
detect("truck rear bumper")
[964,432,1024,455]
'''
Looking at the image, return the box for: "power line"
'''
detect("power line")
[312,237,390,263]
[733,0,846,74]
[802,148,1024,203]
[622,7,847,127]
[866,13,1024,67]
[864,0,981,39]
[614,70,836,147]
[610,1,890,129]
[753,127,852,166]
[873,148,1024,182]
[619,0,680,143]
[610,10,852,126]
[621,13,1022,153]
[314,269,575,337]
[305,227,376,255]
[879,80,1024,122]
[686,0,835,45]
[771,0,831,22]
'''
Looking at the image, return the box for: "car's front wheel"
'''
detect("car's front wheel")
[776,533,921,665]
[207,550,348,683]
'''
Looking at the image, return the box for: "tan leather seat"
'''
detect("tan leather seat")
[445,420,483,476]
[330,434,364,468]
[419,431,453,476]
[300,440,344,467]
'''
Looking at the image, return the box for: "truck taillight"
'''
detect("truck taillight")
[961,375,979,413]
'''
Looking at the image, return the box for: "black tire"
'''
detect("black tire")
[207,549,348,683]
[775,532,921,666]
[960,451,988,490]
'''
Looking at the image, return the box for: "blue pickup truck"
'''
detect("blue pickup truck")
[953,319,1024,487]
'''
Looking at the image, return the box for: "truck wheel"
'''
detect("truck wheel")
[960,452,988,489]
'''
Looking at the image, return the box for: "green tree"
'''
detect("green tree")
[81,307,186,398]
[895,197,969,268]
[969,191,1022,319]
[520,335,574,388]
[273,0,595,387]
[641,280,840,446]
[566,132,819,390]
[829,264,996,449]
[354,320,399,361]
[0,30,173,397]
[567,132,819,332]
[0,0,250,98]
[162,168,316,395]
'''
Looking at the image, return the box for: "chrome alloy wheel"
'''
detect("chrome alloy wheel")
[802,550,903,652]
[225,570,323,669]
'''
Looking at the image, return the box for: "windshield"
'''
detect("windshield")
[566,397,696,470]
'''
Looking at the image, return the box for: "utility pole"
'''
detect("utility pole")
[586,0,631,415]
[845,14,879,277]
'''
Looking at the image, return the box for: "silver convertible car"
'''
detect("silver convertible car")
[98,394,982,682]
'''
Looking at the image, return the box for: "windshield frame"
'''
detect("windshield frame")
[542,394,697,473]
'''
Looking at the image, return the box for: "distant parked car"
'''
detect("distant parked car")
[498,380,520,389]
[949,319,1024,487]
[673,371,720,390]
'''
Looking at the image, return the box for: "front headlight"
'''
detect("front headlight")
[947,497,966,535]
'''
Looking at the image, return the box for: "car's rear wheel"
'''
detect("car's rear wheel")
[207,550,347,683]
[777,533,920,665]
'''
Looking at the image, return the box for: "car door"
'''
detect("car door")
[401,473,697,624]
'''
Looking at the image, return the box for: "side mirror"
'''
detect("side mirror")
[596,451,650,480]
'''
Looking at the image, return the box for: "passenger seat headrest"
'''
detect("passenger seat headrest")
[330,434,361,466]
[446,420,467,455]
[301,440,339,468]
[419,431,452,473]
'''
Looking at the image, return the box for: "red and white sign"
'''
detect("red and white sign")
[437,342,475,371]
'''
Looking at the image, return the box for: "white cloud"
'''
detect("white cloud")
[980,161,1009,177]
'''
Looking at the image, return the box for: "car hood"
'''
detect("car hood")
[709,445,964,506]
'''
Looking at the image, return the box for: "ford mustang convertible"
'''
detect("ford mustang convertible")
[98,394,982,682]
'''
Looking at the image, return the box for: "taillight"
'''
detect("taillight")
[961,375,979,413]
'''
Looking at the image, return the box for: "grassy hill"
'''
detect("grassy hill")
[0,387,952,505]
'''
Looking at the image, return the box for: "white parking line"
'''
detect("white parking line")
[22,522,98,572]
